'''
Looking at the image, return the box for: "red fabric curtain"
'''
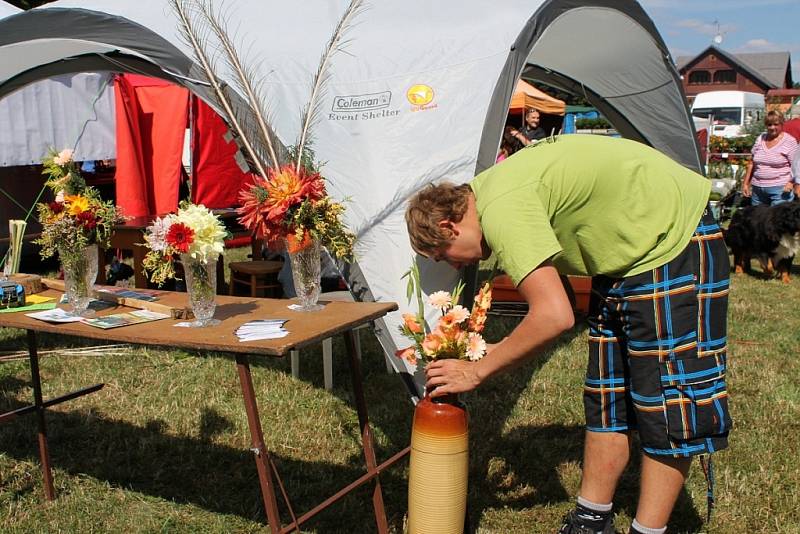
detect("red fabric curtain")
[191,97,257,208]
[114,74,189,218]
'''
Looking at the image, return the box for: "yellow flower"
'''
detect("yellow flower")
[65,195,90,215]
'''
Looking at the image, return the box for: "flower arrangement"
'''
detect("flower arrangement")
[170,0,361,261]
[35,148,122,262]
[141,202,228,286]
[394,262,494,371]
[237,162,355,258]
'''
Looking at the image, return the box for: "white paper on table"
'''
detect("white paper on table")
[26,308,85,323]
[237,331,290,342]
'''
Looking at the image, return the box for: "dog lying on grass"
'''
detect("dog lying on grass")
[725,201,800,283]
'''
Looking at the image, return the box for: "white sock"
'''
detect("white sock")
[631,518,667,534]
[577,495,613,512]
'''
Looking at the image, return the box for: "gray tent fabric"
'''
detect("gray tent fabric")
[0,72,116,166]
[0,0,701,399]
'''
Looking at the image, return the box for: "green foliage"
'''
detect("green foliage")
[575,117,612,130]
[1,262,799,532]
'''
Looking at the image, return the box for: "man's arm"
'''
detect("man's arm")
[425,261,575,397]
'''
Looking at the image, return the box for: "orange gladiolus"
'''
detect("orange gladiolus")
[402,313,423,334]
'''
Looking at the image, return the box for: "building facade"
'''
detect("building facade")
[676,45,794,106]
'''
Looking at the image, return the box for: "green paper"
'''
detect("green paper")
[0,302,57,314]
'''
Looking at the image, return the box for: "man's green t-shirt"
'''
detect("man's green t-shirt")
[470,135,710,285]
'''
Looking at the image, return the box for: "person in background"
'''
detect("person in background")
[496,126,523,163]
[405,135,731,534]
[781,116,800,143]
[793,146,800,197]
[742,110,798,206]
[509,108,547,146]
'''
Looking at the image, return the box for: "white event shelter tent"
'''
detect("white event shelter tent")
[0,0,701,398]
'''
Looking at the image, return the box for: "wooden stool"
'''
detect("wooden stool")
[228,260,284,298]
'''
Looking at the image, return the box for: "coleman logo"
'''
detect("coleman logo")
[332,91,392,112]
[406,84,434,106]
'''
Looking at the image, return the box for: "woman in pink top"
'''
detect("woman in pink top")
[742,110,799,206]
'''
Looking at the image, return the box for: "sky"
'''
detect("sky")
[639,0,800,84]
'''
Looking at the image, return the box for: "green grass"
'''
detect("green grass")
[1,260,799,533]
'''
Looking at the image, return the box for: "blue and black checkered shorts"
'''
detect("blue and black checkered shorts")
[584,208,732,457]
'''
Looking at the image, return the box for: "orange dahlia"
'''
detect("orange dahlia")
[237,165,326,240]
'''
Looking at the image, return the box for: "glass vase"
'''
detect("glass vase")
[181,253,221,327]
[61,243,99,317]
[286,237,323,312]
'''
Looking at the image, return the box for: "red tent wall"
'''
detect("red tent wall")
[114,74,188,218]
[190,97,257,209]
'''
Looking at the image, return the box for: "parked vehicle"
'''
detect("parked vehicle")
[691,91,765,138]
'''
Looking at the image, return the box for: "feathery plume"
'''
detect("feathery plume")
[169,0,270,179]
[295,0,366,173]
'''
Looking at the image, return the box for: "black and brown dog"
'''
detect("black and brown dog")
[725,201,800,283]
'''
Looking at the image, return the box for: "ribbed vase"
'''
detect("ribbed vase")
[408,394,469,534]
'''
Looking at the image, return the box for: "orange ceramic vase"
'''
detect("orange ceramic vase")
[407,394,468,534]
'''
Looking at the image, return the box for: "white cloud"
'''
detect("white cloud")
[675,19,737,37]
[737,39,780,52]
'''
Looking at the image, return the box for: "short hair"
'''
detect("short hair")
[766,110,785,125]
[405,182,472,255]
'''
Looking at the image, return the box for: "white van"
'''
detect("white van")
[691,91,765,138]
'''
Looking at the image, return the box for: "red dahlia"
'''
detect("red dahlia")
[76,210,97,230]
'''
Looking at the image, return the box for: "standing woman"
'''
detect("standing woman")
[742,110,799,206]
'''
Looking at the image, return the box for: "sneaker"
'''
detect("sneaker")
[558,509,616,534]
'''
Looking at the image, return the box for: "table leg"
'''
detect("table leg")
[344,330,389,534]
[132,246,148,289]
[27,330,55,501]
[234,353,282,532]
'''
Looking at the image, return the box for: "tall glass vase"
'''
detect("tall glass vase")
[408,394,469,534]
[180,253,221,327]
[61,243,99,317]
[285,237,323,312]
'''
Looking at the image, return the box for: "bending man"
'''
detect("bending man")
[405,135,731,534]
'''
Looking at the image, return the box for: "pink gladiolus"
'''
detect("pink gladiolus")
[395,346,417,366]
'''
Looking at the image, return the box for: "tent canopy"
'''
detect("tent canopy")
[0,0,701,396]
[508,80,565,115]
[0,1,18,18]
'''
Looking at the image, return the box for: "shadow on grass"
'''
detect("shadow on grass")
[0,399,409,532]
[1,317,706,531]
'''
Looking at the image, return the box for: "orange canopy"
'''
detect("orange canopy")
[509,80,565,116]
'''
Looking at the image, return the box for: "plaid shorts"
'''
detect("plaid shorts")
[584,208,732,457]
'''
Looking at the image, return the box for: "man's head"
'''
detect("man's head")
[525,109,541,128]
[405,182,487,269]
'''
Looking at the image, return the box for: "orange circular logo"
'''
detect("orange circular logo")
[406,84,434,106]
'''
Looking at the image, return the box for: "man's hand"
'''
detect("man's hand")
[742,182,751,197]
[425,359,483,397]
[783,181,794,193]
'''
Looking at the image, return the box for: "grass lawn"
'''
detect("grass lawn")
[1,259,799,533]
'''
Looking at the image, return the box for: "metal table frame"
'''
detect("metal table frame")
[0,292,408,532]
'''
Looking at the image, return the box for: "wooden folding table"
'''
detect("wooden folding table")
[0,291,406,532]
